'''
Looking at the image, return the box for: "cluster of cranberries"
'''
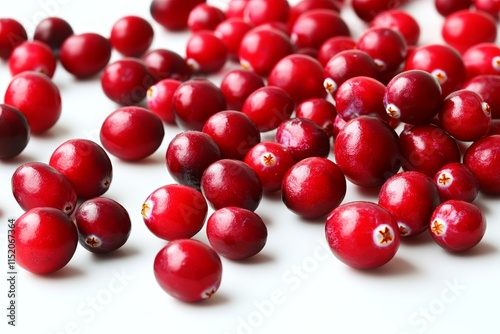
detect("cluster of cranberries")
[2,0,500,301]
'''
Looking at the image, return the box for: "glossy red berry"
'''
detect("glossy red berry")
[213,18,252,61]
[220,69,265,111]
[462,43,500,80]
[243,0,290,26]
[110,15,154,57]
[185,31,228,74]
[188,3,226,32]
[463,135,500,194]
[463,74,500,119]
[9,40,57,78]
[226,0,251,18]
[435,0,472,17]
[147,78,182,124]
[150,0,205,31]
[287,0,341,31]
[433,162,479,203]
[0,18,27,60]
[0,104,30,159]
[370,9,420,46]
[317,36,356,67]
[473,0,500,20]
[33,17,73,53]
[142,49,192,82]
[295,98,337,137]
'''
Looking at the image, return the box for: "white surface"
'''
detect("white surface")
[1,1,499,334]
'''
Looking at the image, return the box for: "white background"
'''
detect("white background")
[1,0,499,333]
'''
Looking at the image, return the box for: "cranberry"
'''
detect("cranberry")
[435,0,472,17]
[441,9,497,54]
[150,0,205,31]
[9,40,57,78]
[287,0,341,32]
[463,135,500,194]
[433,162,479,203]
[0,104,30,159]
[201,159,262,211]
[166,130,221,190]
[75,197,131,254]
[295,98,337,137]
[33,17,73,53]
[59,33,112,78]
[188,3,226,32]
[110,16,154,57]
[317,36,356,67]
[463,74,500,119]
[226,0,251,18]
[4,71,61,134]
[334,115,401,188]
[142,184,208,241]
[14,207,78,275]
[147,78,181,124]
[213,18,252,61]
[11,162,77,215]
[243,0,290,26]
[49,139,113,199]
[351,0,403,22]
[100,106,165,161]
[172,79,226,131]
[202,110,260,160]
[0,18,27,60]
[332,114,347,139]
[185,31,228,74]
[244,141,295,192]
[142,49,192,82]
[488,119,500,136]
[430,200,486,252]
[370,9,420,46]
[462,43,500,80]
[378,171,441,237]
[154,239,222,302]
[206,207,267,260]
[325,201,400,269]
[473,0,500,20]
[220,69,265,111]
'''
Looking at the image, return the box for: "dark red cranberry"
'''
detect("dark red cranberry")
[434,162,479,202]
[213,18,252,61]
[287,0,341,32]
[0,104,30,159]
[220,69,265,111]
[185,31,228,74]
[150,0,205,31]
[435,0,472,17]
[0,18,27,60]
[488,119,500,135]
[370,9,420,46]
[147,78,181,124]
[295,98,337,137]
[463,74,500,119]
[462,43,500,80]
[473,0,500,20]
[9,40,56,78]
[243,0,290,26]
[226,0,251,18]
[142,49,192,82]
[110,15,154,57]
[463,135,500,194]
[317,36,356,67]
[33,17,73,53]
[188,3,226,32]
[352,0,403,22]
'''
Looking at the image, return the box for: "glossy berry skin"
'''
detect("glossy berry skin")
[150,0,205,31]
[49,139,113,199]
[202,111,260,160]
[378,171,441,237]
[243,0,289,26]
[142,184,208,241]
[0,104,30,159]
[188,4,226,32]
[33,17,73,53]
[435,0,472,17]
[4,71,61,134]
[334,116,401,188]
[166,130,221,190]
[317,36,356,67]
[438,89,491,142]
[12,162,77,215]
[287,0,341,31]
[282,157,346,219]
[14,207,78,275]
[186,31,228,74]
[463,74,500,119]
[9,40,57,78]
[463,135,500,194]
[75,197,131,254]
[201,159,262,211]
[213,18,252,61]
[142,49,192,82]
[430,200,486,252]
[325,201,400,269]
[100,106,165,161]
[154,239,222,302]
[433,162,479,203]
[147,78,182,124]
[462,43,500,80]
[206,207,267,260]
[295,98,337,137]
[0,18,27,60]
[352,0,404,22]
[473,0,500,20]
[220,69,264,111]
[110,16,154,57]
[244,141,295,192]
[370,10,420,46]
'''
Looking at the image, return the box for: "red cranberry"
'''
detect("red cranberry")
[317,36,356,67]
[462,43,500,80]
[370,9,420,46]
[147,78,182,124]
[352,0,403,22]
[430,200,486,252]
[463,74,500,119]
[33,17,73,53]
[206,207,267,260]
[463,135,500,194]
[75,197,131,254]
[332,114,347,139]
[243,0,290,26]
[287,0,341,32]
[9,40,57,78]
[4,71,61,134]
[142,49,192,82]
[488,119,500,135]
[226,0,251,19]
[188,3,226,32]
[15,207,78,275]
[59,33,112,78]
[142,184,208,241]
[201,159,263,211]
[0,104,30,159]
[325,201,400,269]
[0,18,27,60]
[185,31,228,74]
[434,162,479,203]
[473,0,500,20]
[213,18,252,61]
[150,0,205,31]
[435,0,472,17]
[220,69,265,111]
[49,139,113,199]
[11,162,77,215]
[154,239,222,302]
[110,15,154,57]
[100,106,165,161]
[295,98,337,137]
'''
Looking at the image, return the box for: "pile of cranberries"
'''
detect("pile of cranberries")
[2,0,500,302]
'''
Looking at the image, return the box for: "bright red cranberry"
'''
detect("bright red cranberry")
[268,54,327,105]
[15,207,78,275]
[4,71,61,134]
[442,9,497,54]
[370,9,420,46]
[220,69,265,111]
[463,74,500,119]
[202,110,260,160]
[150,0,205,31]
[438,89,491,141]
[434,162,479,202]
[142,49,192,82]
[282,157,346,219]
[214,18,252,61]
[173,79,226,131]
[399,124,461,177]
[100,106,165,161]
[463,134,500,194]
[147,78,181,124]
[334,115,401,188]
[0,104,29,159]
[275,118,331,162]
[325,201,400,269]
[0,18,27,60]
[244,141,295,192]
[473,0,500,20]
[185,31,228,74]
[206,207,267,260]
[238,27,294,76]
[435,0,472,16]
[201,159,262,211]
[154,239,222,302]
[378,171,440,237]
[462,43,500,80]
[75,197,131,254]
[9,40,57,78]
[317,36,356,67]
[241,86,294,132]
[142,184,208,241]
[12,162,77,215]
[59,33,112,78]
[430,200,486,252]
[404,44,466,97]
[49,139,113,199]
[33,17,73,53]
[188,3,226,32]
[287,0,341,32]
[243,0,290,26]
[226,0,251,18]
[110,16,154,57]
[295,98,337,137]
[332,114,347,139]
[166,130,221,190]
[352,0,403,22]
